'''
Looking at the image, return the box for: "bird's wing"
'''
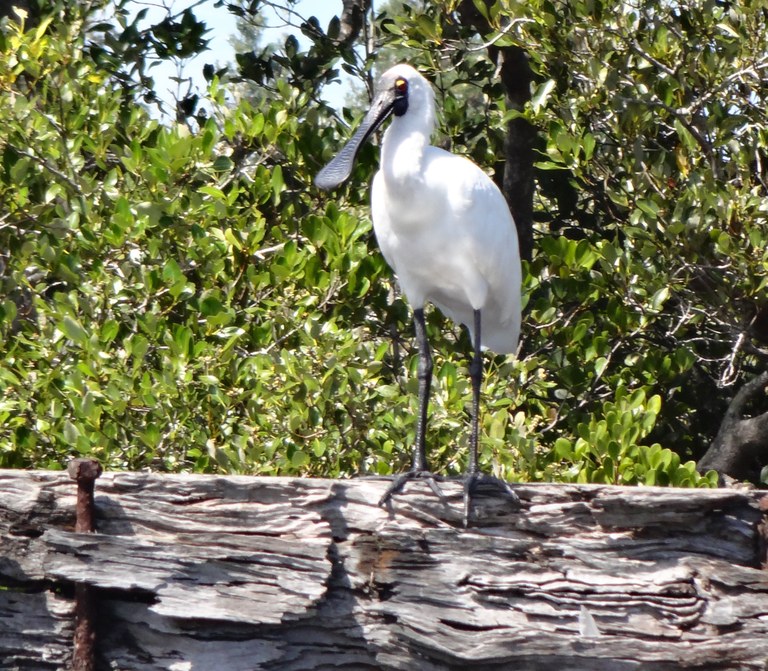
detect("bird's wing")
[424,151,522,351]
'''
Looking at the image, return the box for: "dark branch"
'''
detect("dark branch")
[338,0,371,46]
[697,370,768,482]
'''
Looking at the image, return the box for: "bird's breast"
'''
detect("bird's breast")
[372,197,489,310]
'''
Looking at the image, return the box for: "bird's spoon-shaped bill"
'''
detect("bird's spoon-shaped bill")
[315,87,398,190]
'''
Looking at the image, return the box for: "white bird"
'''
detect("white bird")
[316,63,521,520]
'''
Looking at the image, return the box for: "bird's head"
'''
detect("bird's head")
[315,63,435,190]
[379,64,436,127]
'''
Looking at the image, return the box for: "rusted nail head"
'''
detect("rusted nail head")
[67,458,103,482]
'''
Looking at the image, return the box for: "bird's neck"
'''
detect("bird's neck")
[381,120,432,186]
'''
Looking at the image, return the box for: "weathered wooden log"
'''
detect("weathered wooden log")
[2,469,768,670]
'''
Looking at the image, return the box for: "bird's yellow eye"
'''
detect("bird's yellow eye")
[395,78,408,94]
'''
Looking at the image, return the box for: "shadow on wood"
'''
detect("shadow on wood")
[2,470,768,670]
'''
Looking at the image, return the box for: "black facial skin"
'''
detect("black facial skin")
[393,77,408,116]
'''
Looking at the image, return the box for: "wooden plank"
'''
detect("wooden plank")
[1,470,768,670]
[0,588,72,670]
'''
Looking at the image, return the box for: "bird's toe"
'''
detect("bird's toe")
[378,470,445,506]
[462,472,519,526]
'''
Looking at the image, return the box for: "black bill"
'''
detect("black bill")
[314,86,399,190]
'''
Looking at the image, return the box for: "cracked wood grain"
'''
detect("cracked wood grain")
[1,470,768,670]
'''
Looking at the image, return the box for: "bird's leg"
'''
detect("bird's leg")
[467,308,483,477]
[463,309,517,524]
[379,307,444,506]
[413,306,432,472]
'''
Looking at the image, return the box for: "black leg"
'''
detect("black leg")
[467,309,483,476]
[413,307,432,472]
[379,308,444,505]
[462,309,518,525]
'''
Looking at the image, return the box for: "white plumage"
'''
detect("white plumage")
[316,63,521,519]
[372,65,520,353]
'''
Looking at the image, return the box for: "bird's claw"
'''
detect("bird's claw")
[378,469,446,507]
[462,472,519,527]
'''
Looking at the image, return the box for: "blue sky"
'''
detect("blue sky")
[119,1,347,115]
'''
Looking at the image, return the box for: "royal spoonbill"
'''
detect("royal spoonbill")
[316,63,521,519]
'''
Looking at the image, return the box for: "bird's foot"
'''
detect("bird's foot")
[462,471,519,527]
[378,469,446,507]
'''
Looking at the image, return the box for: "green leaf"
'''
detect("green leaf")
[531,79,555,112]
[554,437,572,458]
[271,164,284,200]
[61,317,88,345]
[213,155,233,171]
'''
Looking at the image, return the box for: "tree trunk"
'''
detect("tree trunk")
[698,370,768,483]
[496,45,536,262]
[457,1,536,261]
[2,470,768,670]
[338,0,372,46]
